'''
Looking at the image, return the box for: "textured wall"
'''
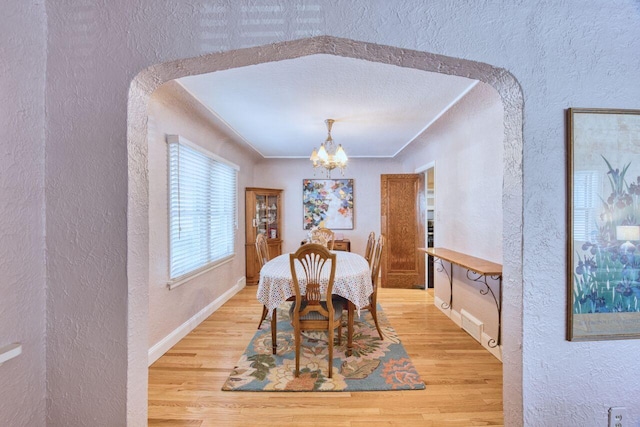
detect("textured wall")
[46,0,131,421]
[36,1,640,426]
[147,82,258,350]
[397,82,504,340]
[0,2,47,426]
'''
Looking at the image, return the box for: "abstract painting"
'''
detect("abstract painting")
[303,179,354,230]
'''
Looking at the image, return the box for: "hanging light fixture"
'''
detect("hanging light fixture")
[309,119,348,177]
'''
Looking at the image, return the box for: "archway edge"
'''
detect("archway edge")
[127,35,524,425]
[135,35,522,98]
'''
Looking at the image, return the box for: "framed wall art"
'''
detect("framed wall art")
[567,108,640,341]
[302,179,354,230]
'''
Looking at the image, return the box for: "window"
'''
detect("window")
[167,135,238,282]
[573,170,599,242]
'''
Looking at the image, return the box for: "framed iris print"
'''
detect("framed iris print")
[567,108,640,341]
[302,179,354,230]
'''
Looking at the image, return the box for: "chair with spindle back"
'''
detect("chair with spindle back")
[289,243,343,378]
[315,227,335,250]
[362,235,385,339]
[255,233,271,329]
[364,231,376,266]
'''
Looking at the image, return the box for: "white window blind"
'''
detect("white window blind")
[168,135,238,281]
[573,170,599,242]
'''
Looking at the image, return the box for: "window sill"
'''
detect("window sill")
[166,255,234,290]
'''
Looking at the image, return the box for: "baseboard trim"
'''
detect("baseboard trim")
[433,295,502,362]
[148,276,246,365]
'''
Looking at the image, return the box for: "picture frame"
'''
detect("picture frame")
[567,108,640,341]
[302,179,354,230]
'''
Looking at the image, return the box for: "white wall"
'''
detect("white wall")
[147,82,258,357]
[253,158,404,256]
[0,2,47,426]
[397,82,504,345]
[31,1,640,426]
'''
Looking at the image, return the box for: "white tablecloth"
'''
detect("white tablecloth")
[257,251,372,311]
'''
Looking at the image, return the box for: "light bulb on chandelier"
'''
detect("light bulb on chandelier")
[310,118,348,178]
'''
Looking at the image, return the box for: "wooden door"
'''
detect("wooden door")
[381,174,425,288]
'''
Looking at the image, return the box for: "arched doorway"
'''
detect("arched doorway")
[127,36,523,424]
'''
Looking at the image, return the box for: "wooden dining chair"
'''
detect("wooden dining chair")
[289,243,343,378]
[316,227,335,250]
[364,231,376,266]
[362,234,385,339]
[255,233,272,329]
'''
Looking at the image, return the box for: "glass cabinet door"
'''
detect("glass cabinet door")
[266,195,278,239]
[254,194,279,239]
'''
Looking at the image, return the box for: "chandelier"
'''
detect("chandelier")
[309,119,348,177]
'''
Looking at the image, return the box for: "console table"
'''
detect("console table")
[419,247,503,347]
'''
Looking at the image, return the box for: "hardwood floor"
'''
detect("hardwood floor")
[148,287,503,426]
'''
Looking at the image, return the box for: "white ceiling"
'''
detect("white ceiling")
[177,54,478,159]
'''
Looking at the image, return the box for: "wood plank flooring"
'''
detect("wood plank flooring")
[148,287,503,426]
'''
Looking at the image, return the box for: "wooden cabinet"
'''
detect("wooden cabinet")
[245,187,283,285]
[332,239,351,252]
[299,238,350,251]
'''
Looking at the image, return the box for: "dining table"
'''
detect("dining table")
[257,250,372,356]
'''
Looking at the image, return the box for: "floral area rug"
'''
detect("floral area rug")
[222,304,425,391]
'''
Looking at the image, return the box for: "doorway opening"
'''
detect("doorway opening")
[417,162,436,289]
[127,36,523,425]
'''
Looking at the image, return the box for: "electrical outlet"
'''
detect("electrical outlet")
[608,407,627,427]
